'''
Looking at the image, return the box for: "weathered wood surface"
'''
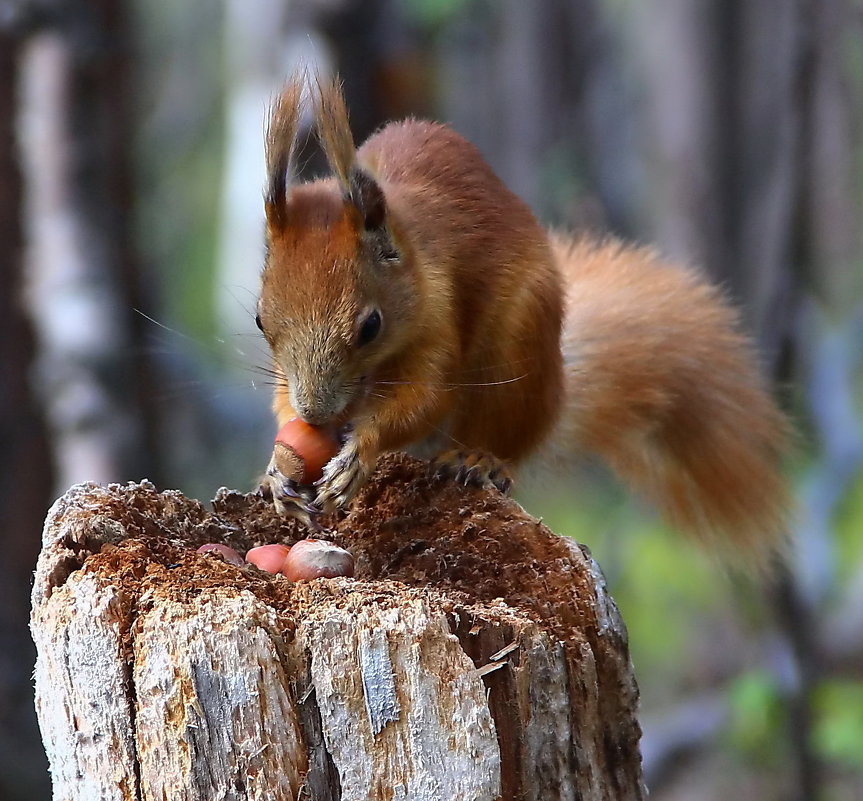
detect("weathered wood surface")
[31,455,645,801]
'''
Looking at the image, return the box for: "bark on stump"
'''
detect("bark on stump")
[31,453,645,801]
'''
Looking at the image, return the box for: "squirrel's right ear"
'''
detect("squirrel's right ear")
[264,78,304,228]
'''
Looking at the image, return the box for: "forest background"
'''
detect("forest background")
[1,1,862,799]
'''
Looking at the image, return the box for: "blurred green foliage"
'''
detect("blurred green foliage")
[836,471,863,585]
[727,670,786,766]
[522,477,724,688]
[402,0,471,28]
[133,0,226,346]
[153,133,225,344]
[814,681,863,770]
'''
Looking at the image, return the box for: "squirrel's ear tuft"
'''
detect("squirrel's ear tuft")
[348,168,387,231]
[265,77,305,228]
[313,74,355,192]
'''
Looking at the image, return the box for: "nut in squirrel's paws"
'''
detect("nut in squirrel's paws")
[310,438,372,514]
[432,449,513,494]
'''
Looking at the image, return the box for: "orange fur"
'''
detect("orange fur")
[259,75,788,558]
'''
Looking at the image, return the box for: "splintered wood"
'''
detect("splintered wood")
[31,454,645,801]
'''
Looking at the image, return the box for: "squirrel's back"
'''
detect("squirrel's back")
[356,120,565,461]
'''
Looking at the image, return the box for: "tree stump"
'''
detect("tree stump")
[31,453,645,801]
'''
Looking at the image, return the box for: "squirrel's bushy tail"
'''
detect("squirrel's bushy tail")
[550,234,790,560]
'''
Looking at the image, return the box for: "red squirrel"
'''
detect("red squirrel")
[257,75,788,557]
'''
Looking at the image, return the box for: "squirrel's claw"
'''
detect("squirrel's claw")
[264,454,320,526]
[432,449,513,495]
[313,438,371,513]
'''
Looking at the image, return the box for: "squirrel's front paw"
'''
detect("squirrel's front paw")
[311,438,373,514]
[432,449,513,494]
[262,452,319,527]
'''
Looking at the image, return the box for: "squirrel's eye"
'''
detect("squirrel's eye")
[358,310,382,346]
[255,313,264,332]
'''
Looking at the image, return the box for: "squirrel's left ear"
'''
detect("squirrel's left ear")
[313,74,397,259]
[349,168,399,261]
[348,168,386,231]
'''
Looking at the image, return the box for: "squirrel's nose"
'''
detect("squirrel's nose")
[292,379,346,426]
[295,404,331,426]
[294,392,346,426]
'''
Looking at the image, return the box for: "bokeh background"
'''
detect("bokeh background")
[2,1,862,799]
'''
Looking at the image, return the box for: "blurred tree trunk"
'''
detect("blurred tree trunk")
[0,22,53,801]
[637,0,809,347]
[438,0,640,233]
[7,7,160,796]
[711,0,804,352]
[18,0,157,495]
[804,0,863,314]
[634,0,724,277]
